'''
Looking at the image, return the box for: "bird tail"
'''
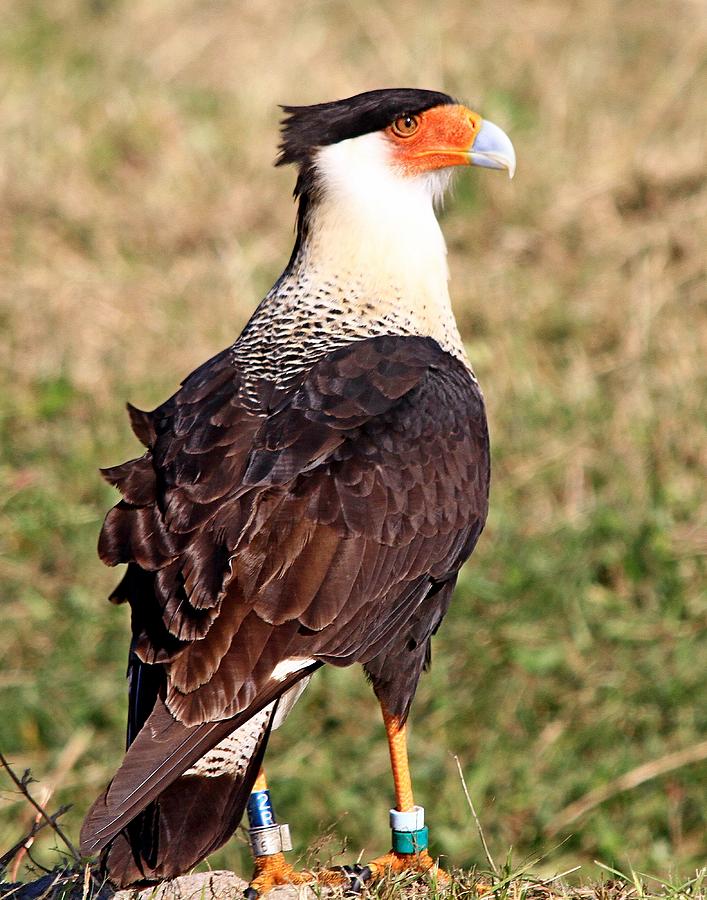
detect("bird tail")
[94,704,276,888]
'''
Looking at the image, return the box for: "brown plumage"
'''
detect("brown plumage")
[80,88,516,888]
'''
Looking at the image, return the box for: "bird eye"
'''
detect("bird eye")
[391,114,420,138]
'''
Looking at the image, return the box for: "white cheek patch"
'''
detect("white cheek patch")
[315,132,448,218]
[315,132,400,206]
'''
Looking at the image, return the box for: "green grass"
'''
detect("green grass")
[1,0,706,888]
[1,857,706,900]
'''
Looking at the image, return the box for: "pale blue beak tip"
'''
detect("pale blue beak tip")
[469,119,516,179]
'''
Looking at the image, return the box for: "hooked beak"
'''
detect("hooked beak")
[469,119,516,179]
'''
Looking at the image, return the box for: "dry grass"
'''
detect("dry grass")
[1,862,706,900]
[1,0,705,889]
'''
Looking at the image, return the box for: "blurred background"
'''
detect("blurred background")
[1,0,705,885]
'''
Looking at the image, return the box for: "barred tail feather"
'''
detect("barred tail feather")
[96,704,276,888]
[80,664,320,885]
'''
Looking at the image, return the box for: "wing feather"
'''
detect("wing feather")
[84,334,489,861]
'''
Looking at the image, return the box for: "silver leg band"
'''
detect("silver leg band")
[249,823,293,857]
[389,805,425,831]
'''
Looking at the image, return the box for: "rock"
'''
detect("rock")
[113,871,322,900]
[114,871,249,900]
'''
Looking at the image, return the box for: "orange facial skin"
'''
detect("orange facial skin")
[386,104,483,175]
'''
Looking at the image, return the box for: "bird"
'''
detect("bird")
[80,87,515,896]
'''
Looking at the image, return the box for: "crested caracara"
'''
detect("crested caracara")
[80,88,515,895]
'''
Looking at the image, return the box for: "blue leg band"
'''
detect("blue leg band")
[247,788,294,857]
[247,789,276,828]
[392,826,429,853]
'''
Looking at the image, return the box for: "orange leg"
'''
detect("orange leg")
[246,718,446,897]
[252,768,268,793]
[365,706,445,882]
[245,769,350,898]
[383,707,415,812]
[245,768,309,897]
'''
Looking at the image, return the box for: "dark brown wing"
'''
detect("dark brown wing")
[83,334,489,860]
[157,336,489,724]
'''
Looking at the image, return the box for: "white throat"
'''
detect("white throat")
[305,132,451,299]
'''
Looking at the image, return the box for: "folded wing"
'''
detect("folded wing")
[81,334,489,878]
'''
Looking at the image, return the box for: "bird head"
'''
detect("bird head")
[278,88,515,206]
[277,89,516,294]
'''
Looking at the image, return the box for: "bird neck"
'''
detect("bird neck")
[303,167,450,294]
[236,180,472,386]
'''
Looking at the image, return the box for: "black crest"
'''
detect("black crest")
[277,88,455,167]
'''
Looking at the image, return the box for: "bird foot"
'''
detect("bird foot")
[366,848,449,883]
[244,849,446,898]
[244,852,312,898]
[244,853,366,898]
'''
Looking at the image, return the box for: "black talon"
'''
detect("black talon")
[337,863,373,895]
[244,888,259,900]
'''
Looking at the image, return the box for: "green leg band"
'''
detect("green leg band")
[392,826,429,853]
